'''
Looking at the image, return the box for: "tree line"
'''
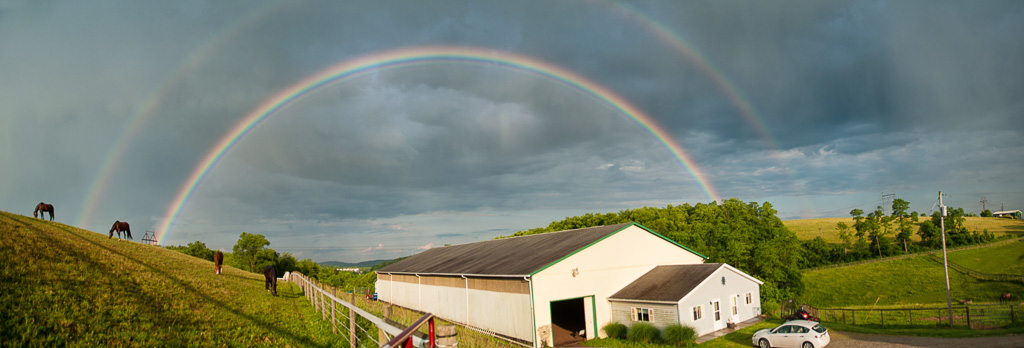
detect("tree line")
[504,198,804,304]
[165,232,380,293]
[800,199,997,268]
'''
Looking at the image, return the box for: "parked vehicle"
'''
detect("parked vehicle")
[784,308,819,321]
[751,320,830,348]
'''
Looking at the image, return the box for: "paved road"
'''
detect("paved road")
[827,331,1024,348]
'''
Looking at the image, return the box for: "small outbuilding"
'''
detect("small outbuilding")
[608,263,763,337]
[374,222,762,347]
[992,210,1022,219]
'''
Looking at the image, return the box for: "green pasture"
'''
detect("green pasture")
[945,240,1024,275]
[783,217,1024,242]
[801,253,1024,308]
[0,211,342,346]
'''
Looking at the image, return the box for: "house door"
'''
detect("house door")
[711,299,724,331]
[550,297,588,346]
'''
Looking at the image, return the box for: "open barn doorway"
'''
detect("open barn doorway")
[550,297,589,346]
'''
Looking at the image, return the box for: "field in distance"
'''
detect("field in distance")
[783,216,1024,243]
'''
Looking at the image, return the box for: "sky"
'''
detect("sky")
[2,0,1022,263]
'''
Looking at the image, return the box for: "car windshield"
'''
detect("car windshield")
[812,324,827,333]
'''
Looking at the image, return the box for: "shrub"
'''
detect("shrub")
[761,300,780,318]
[627,322,660,344]
[602,322,627,339]
[661,323,696,345]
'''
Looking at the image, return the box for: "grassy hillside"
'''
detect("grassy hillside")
[800,240,1024,307]
[0,211,342,346]
[784,216,1024,242]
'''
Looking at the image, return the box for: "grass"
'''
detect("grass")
[801,254,1024,307]
[783,217,1024,242]
[581,320,781,348]
[0,210,343,346]
[945,240,1024,275]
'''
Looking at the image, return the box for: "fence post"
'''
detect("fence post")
[332,300,337,334]
[842,310,846,324]
[881,309,884,326]
[908,309,912,326]
[966,306,970,328]
[350,306,356,348]
[321,292,328,321]
[852,310,855,325]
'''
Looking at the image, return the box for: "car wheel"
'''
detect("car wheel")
[801,342,815,348]
[758,338,770,348]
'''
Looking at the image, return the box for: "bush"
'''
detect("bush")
[761,300,780,318]
[627,322,660,344]
[661,324,696,345]
[602,322,627,339]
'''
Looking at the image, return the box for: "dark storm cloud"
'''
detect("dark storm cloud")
[2,1,1021,261]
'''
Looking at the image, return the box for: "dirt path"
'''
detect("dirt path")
[828,331,1024,348]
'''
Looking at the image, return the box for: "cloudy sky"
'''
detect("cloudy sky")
[2,1,1022,262]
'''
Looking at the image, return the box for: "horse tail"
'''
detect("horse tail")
[126,224,132,239]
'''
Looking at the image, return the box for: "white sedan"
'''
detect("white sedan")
[751,320,830,348]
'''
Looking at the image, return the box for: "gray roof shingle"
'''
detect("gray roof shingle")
[377,223,638,276]
[608,263,723,302]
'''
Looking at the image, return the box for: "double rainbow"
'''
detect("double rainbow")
[156,46,719,244]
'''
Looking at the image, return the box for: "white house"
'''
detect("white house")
[608,263,763,337]
[374,222,762,347]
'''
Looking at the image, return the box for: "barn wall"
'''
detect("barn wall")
[531,225,705,346]
[375,275,534,342]
[608,301,679,328]
[677,267,762,337]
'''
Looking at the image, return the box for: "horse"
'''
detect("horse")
[263,265,277,296]
[214,251,224,275]
[34,202,54,221]
[109,221,132,240]
[1002,292,1012,304]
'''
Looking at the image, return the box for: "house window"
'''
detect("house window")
[692,305,703,320]
[731,296,738,315]
[632,307,652,322]
[745,292,752,304]
[713,301,721,321]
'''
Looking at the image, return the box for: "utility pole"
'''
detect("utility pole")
[882,192,896,216]
[939,191,953,325]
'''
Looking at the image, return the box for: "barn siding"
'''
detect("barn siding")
[608,301,679,328]
[375,276,534,342]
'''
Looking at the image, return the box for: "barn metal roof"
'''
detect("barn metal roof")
[608,263,724,302]
[376,222,705,277]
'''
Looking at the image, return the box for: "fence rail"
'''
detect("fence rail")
[288,272,434,347]
[799,304,1019,329]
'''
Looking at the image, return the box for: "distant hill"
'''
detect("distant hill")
[319,259,392,268]
[783,216,1024,242]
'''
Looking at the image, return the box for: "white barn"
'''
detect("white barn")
[374,222,762,347]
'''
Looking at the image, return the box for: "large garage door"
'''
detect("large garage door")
[550,298,587,346]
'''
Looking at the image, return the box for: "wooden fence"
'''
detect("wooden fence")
[802,303,1020,329]
[288,272,434,347]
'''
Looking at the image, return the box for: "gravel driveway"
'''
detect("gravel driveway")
[827,331,1024,348]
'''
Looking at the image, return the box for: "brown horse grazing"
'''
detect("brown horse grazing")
[263,265,277,296]
[214,251,224,275]
[109,221,132,240]
[1002,292,1012,304]
[34,202,54,221]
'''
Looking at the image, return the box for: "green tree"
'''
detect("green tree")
[232,232,270,272]
[277,252,298,273]
[891,198,913,252]
[835,222,852,254]
[981,209,993,217]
